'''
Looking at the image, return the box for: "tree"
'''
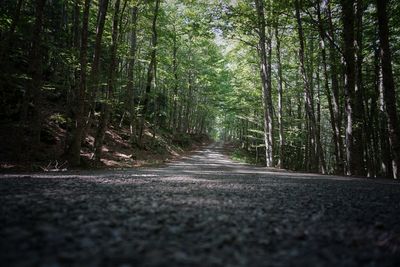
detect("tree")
[341,0,364,176]
[65,0,91,166]
[138,0,160,145]
[376,0,400,178]
[255,0,273,167]
[295,0,326,173]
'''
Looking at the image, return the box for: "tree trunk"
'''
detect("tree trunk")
[355,0,366,176]
[274,22,285,169]
[295,0,326,173]
[172,25,179,133]
[138,0,160,145]
[79,0,110,143]
[317,0,341,174]
[65,0,91,166]
[255,0,273,167]
[185,72,193,133]
[376,0,400,179]
[94,0,121,162]
[326,0,344,173]
[127,6,139,143]
[341,0,364,176]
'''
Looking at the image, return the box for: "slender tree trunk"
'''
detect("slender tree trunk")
[138,0,160,145]
[376,0,400,179]
[65,0,81,133]
[65,0,91,166]
[184,71,193,133]
[275,22,285,169]
[295,0,326,173]
[378,66,393,177]
[317,0,341,174]
[127,6,139,143]
[83,0,110,136]
[172,26,179,133]
[368,46,380,176]
[326,0,344,173]
[255,0,273,167]
[355,0,366,175]
[94,0,121,162]
[341,0,364,176]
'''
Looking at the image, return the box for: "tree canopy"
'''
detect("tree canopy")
[0,0,399,178]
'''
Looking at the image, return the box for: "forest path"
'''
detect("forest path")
[1,143,400,266]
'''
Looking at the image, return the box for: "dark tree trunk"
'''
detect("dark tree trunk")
[65,0,91,166]
[94,0,121,162]
[89,0,110,104]
[376,0,400,179]
[81,0,110,140]
[355,0,366,175]
[341,0,363,176]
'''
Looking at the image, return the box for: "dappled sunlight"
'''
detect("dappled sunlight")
[2,143,399,187]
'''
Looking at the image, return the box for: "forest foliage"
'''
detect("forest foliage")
[0,0,399,178]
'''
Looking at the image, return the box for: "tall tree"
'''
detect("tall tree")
[274,17,285,169]
[255,0,273,167]
[295,0,326,173]
[341,0,364,175]
[316,0,342,173]
[138,0,160,145]
[65,0,91,166]
[127,5,139,143]
[94,0,122,162]
[376,0,400,178]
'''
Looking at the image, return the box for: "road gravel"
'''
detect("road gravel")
[1,143,400,266]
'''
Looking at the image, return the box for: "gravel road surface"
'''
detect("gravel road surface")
[1,143,400,266]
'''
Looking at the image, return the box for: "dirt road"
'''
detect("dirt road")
[1,143,400,266]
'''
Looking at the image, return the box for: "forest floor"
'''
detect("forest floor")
[0,116,210,172]
[1,143,400,266]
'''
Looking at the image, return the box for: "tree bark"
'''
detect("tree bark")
[138,0,160,145]
[274,22,285,169]
[355,0,366,175]
[341,0,364,176]
[65,0,91,166]
[317,0,341,174]
[172,25,179,133]
[255,0,273,167]
[295,0,326,173]
[376,0,400,179]
[326,0,344,173]
[94,0,121,162]
[128,6,139,143]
